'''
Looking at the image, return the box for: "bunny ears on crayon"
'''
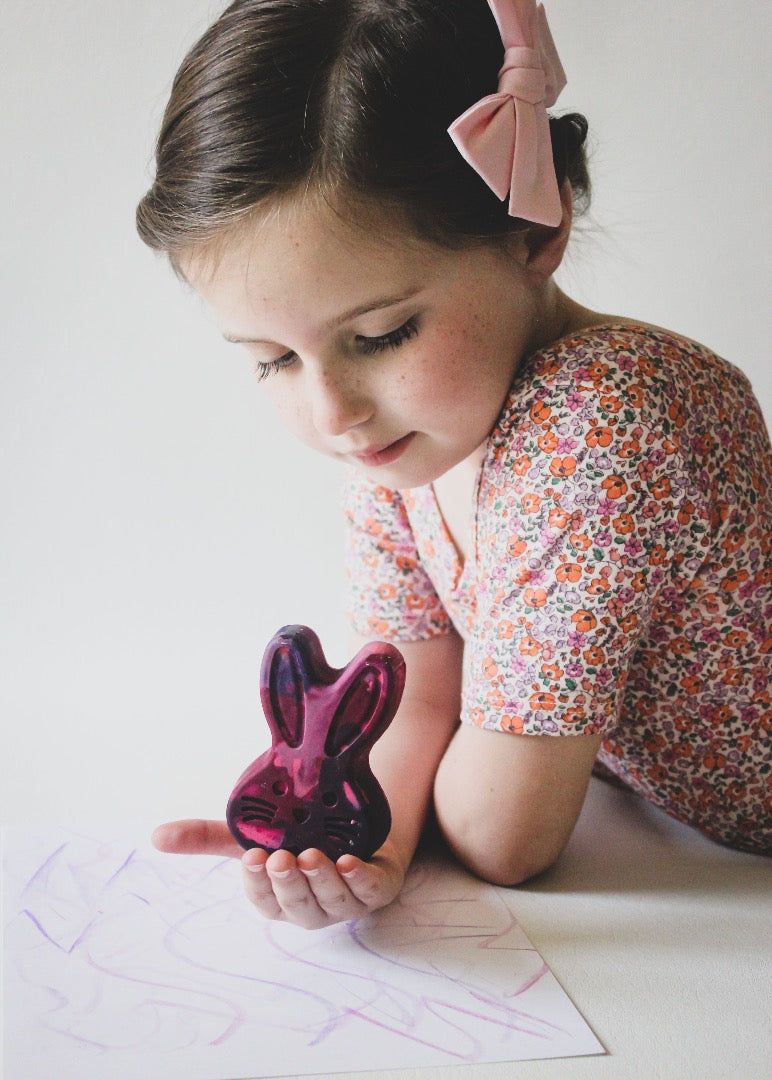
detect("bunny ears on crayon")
[448,0,566,227]
[226,626,405,862]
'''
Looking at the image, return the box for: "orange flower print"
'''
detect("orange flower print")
[571,610,597,633]
[501,714,525,734]
[583,645,606,666]
[570,531,592,551]
[548,507,571,529]
[470,707,486,727]
[600,393,623,413]
[626,383,645,409]
[497,620,516,639]
[617,438,641,460]
[482,656,499,679]
[367,617,389,635]
[649,543,667,566]
[377,583,397,600]
[519,635,542,656]
[530,401,552,424]
[677,499,695,526]
[538,430,559,452]
[612,513,635,534]
[668,400,685,428]
[586,425,614,448]
[720,569,749,592]
[512,454,532,476]
[702,750,727,771]
[720,530,745,556]
[507,536,527,558]
[680,674,702,695]
[529,691,556,711]
[365,517,382,536]
[602,474,628,500]
[541,662,564,681]
[396,555,417,572]
[556,562,582,583]
[522,493,542,514]
[619,611,638,633]
[487,688,505,709]
[720,667,744,687]
[587,359,610,381]
[550,456,577,478]
[524,587,548,608]
[650,476,672,500]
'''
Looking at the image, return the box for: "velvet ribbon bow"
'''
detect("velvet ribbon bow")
[448,0,567,227]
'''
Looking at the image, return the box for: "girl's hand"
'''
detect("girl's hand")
[151,819,406,929]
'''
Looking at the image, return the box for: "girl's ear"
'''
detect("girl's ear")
[520,179,574,285]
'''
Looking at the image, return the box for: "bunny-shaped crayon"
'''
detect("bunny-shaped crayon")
[226,625,405,861]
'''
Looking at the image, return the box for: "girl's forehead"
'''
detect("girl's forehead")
[186,195,433,286]
[183,199,451,338]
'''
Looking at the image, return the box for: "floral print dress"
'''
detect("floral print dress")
[343,325,771,854]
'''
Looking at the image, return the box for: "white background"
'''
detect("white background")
[2,1,770,830]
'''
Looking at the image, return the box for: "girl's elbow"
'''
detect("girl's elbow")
[437,817,566,887]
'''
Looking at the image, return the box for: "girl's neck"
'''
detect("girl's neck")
[528,283,607,356]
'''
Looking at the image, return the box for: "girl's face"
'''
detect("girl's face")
[184,199,542,489]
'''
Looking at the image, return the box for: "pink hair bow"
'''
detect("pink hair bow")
[448,0,567,226]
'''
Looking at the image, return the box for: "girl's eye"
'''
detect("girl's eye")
[253,352,296,382]
[251,316,419,380]
[355,317,419,355]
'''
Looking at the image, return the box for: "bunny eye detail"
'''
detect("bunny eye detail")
[272,780,288,796]
[322,791,338,807]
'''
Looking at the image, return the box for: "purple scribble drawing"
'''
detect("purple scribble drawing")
[3,827,603,1080]
[226,625,405,860]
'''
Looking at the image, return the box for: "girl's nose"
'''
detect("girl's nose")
[309,368,373,437]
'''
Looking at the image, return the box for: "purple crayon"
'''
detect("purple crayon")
[226,625,405,861]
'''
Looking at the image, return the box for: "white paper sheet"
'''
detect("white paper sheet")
[3,824,603,1078]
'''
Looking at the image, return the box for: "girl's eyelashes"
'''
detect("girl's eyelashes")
[253,352,296,382]
[251,316,420,381]
[355,316,420,355]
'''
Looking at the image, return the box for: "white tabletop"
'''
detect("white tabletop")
[280,777,770,1080]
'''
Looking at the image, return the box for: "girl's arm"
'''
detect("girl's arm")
[435,724,603,886]
[153,630,464,929]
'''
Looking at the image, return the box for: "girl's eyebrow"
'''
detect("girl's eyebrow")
[222,288,422,345]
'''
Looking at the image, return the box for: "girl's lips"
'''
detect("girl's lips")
[351,432,415,467]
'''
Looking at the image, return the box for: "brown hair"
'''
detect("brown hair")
[136,0,590,263]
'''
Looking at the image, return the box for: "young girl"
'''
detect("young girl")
[140,0,771,928]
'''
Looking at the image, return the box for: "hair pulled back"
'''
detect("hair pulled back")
[137,0,590,261]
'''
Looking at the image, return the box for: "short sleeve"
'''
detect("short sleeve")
[462,331,711,736]
[343,467,453,641]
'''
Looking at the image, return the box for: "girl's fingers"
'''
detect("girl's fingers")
[241,849,283,920]
[259,850,352,929]
[152,819,244,858]
[297,851,369,922]
[336,856,401,911]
